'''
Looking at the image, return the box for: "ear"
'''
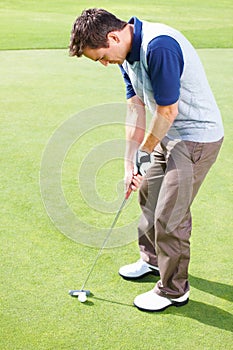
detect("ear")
[107,32,120,44]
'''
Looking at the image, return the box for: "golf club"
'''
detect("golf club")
[69,185,133,303]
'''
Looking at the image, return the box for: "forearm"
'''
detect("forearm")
[140,102,178,153]
[140,111,171,153]
[125,96,146,170]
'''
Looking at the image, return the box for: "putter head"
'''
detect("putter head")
[69,289,91,297]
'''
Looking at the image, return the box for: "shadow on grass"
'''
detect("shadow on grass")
[84,275,233,332]
[189,274,233,303]
[122,274,160,284]
[167,299,233,333]
[92,296,134,308]
[124,274,233,332]
[87,295,233,333]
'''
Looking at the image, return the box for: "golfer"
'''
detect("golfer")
[69,8,224,311]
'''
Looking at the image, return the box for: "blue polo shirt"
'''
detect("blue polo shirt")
[120,17,184,106]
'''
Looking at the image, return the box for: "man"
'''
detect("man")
[69,8,224,312]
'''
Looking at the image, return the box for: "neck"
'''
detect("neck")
[127,24,134,55]
[119,23,134,56]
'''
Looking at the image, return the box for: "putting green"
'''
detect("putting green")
[1,48,232,349]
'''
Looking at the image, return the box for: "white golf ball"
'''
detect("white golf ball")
[78,292,87,303]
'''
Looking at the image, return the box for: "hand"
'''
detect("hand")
[124,167,134,194]
[124,171,143,199]
[135,149,152,176]
[130,173,144,191]
[124,149,152,198]
[124,166,143,199]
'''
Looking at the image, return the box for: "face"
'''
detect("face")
[83,32,127,66]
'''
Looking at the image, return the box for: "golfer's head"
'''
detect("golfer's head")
[69,8,129,65]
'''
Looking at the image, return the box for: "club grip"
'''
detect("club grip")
[125,171,140,200]
[125,186,132,200]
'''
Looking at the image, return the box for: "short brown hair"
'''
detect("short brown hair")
[69,8,127,57]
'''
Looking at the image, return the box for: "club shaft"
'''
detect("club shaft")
[81,196,128,290]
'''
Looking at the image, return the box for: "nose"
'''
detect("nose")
[99,59,109,66]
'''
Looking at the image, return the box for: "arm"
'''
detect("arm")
[124,95,146,192]
[141,36,183,152]
[140,102,179,153]
[124,99,178,193]
[129,102,178,193]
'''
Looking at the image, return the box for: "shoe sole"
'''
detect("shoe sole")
[119,269,160,281]
[134,298,189,312]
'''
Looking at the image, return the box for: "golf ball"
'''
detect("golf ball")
[78,292,87,303]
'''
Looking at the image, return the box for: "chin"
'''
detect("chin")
[117,59,124,65]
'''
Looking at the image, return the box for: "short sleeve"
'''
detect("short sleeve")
[119,65,136,99]
[147,35,184,106]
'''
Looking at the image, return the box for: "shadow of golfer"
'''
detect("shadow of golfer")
[189,274,233,303]
[91,296,134,308]
[83,274,233,333]
[166,299,233,333]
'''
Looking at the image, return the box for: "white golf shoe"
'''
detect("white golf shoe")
[134,289,189,312]
[119,259,160,280]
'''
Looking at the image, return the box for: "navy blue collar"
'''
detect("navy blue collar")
[126,17,142,64]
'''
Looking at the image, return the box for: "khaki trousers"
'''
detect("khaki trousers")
[138,136,223,298]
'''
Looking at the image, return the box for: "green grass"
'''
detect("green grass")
[1,47,232,350]
[1,1,233,349]
[0,0,233,49]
